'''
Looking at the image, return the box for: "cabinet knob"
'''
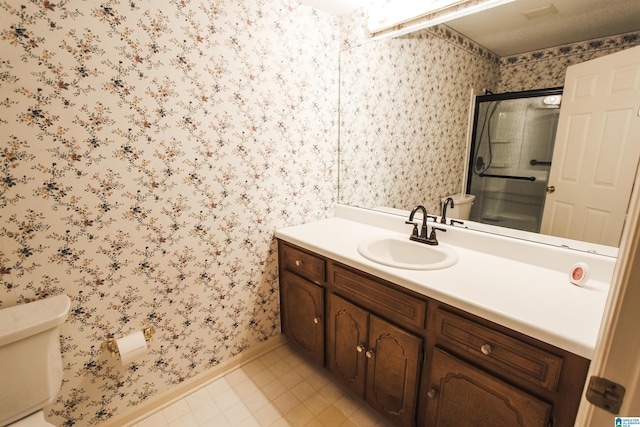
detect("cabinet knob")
[313,316,320,324]
[295,259,303,267]
[427,388,438,399]
[481,344,493,355]
[365,349,374,359]
[356,345,365,353]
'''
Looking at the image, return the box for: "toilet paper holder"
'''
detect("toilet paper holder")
[101,326,154,357]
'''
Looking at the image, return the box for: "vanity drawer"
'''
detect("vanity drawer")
[330,265,426,330]
[281,244,325,285]
[435,309,563,391]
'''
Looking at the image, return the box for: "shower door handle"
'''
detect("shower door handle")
[546,186,555,194]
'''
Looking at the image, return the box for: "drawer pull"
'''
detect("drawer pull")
[481,344,493,356]
[295,259,303,267]
[427,388,438,399]
[365,349,375,359]
[313,316,320,324]
[356,345,365,353]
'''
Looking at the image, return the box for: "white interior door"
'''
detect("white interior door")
[540,45,640,247]
[576,133,640,426]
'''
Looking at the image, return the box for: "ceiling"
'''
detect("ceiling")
[299,0,640,56]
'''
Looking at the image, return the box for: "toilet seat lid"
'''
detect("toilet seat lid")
[8,412,54,427]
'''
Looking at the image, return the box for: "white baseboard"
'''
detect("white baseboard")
[99,335,288,427]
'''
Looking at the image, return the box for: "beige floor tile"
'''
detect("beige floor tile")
[272,345,295,359]
[205,377,233,398]
[279,369,304,389]
[237,416,262,427]
[167,411,199,427]
[225,367,251,386]
[244,389,271,413]
[294,361,319,379]
[306,370,333,391]
[251,368,277,388]
[243,359,268,377]
[199,411,231,427]
[134,343,399,427]
[284,402,315,426]
[184,387,213,410]
[318,381,344,403]
[162,399,191,423]
[231,376,261,399]
[261,378,288,400]
[254,403,282,427]
[223,401,252,425]
[283,351,307,369]
[332,393,361,417]
[289,379,317,401]
[303,393,331,416]
[135,409,168,427]
[214,388,242,411]
[268,358,293,377]
[270,418,293,427]
[272,390,301,414]
[191,401,221,424]
[349,406,384,426]
[316,404,347,427]
[257,349,282,367]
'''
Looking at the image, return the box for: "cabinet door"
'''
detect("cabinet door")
[427,348,552,427]
[367,315,422,427]
[328,294,369,397]
[280,272,324,366]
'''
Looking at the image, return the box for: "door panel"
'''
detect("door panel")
[428,348,552,427]
[367,315,422,427]
[281,272,324,365]
[328,294,368,397]
[541,46,640,246]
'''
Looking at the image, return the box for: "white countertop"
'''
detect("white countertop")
[275,205,615,359]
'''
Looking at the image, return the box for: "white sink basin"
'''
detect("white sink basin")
[357,235,458,270]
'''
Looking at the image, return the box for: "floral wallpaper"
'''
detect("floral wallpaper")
[0,0,338,425]
[339,24,640,214]
[2,0,639,423]
[499,31,640,92]
[339,25,499,214]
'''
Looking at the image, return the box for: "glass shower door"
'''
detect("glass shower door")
[466,88,563,233]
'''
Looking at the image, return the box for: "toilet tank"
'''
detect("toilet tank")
[0,295,71,426]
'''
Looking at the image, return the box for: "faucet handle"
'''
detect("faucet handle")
[427,215,438,222]
[429,226,447,242]
[405,221,419,237]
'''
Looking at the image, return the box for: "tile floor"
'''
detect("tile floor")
[132,343,394,427]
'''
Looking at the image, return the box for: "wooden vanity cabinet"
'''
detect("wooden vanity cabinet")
[278,243,325,366]
[328,294,422,427]
[426,348,553,427]
[422,305,590,427]
[277,240,590,427]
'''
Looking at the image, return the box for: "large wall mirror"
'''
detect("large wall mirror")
[338,0,640,254]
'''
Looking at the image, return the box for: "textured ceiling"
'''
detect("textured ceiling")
[446,0,640,56]
[299,0,640,56]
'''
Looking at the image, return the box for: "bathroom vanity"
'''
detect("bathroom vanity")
[276,205,614,427]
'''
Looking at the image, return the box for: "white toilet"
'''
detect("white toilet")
[0,295,71,427]
[441,193,476,220]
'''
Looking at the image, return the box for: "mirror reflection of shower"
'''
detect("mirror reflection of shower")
[466,88,563,233]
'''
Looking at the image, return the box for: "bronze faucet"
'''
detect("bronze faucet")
[441,197,454,224]
[405,205,445,245]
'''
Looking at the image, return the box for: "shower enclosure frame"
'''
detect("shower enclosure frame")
[465,87,564,233]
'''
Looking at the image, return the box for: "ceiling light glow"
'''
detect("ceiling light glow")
[368,0,465,32]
